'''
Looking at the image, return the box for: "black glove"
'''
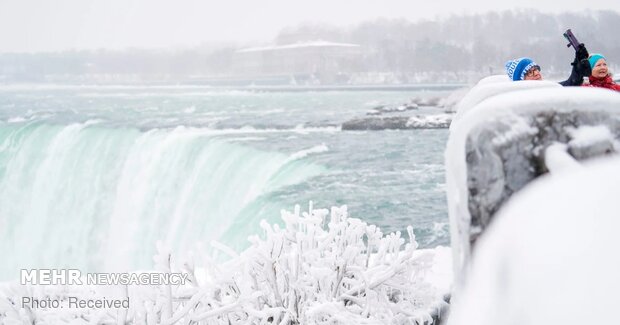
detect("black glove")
[571,44,591,78]
[575,43,589,61]
[571,56,591,78]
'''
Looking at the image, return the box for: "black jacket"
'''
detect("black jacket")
[559,44,591,86]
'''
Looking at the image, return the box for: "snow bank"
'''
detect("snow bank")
[446,85,620,286]
[447,156,620,325]
[474,75,509,86]
[451,77,561,124]
[0,204,452,324]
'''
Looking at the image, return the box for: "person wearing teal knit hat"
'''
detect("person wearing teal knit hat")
[583,53,620,92]
[588,54,606,71]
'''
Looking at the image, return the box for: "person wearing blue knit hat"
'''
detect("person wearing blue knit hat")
[505,44,591,86]
[505,57,542,81]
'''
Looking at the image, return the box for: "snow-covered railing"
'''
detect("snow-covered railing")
[446,78,620,286]
[447,155,620,325]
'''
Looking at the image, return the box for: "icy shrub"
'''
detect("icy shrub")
[0,204,447,324]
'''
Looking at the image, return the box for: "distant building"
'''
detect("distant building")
[232,41,362,85]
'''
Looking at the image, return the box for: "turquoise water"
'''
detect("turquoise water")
[0,85,452,279]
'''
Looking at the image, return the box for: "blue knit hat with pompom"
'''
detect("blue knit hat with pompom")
[505,57,540,81]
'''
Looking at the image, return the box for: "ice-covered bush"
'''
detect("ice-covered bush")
[0,204,449,324]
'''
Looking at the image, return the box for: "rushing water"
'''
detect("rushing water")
[0,85,454,279]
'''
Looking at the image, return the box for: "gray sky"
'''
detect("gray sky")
[1,0,619,53]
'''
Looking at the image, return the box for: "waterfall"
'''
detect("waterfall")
[0,121,325,279]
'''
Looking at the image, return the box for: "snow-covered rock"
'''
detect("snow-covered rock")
[447,156,620,325]
[342,114,452,130]
[446,85,620,287]
[366,103,418,116]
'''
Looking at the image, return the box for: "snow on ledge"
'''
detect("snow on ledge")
[451,78,561,124]
[446,85,620,288]
[447,156,620,325]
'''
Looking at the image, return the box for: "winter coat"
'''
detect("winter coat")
[559,63,584,86]
[559,45,591,87]
[583,75,620,92]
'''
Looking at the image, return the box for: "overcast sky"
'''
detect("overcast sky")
[1,0,619,53]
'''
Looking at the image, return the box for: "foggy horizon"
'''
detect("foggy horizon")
[1,0,620,53]
[2,9,620,86]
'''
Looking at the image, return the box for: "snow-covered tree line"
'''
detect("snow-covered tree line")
[1,10,618,83]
